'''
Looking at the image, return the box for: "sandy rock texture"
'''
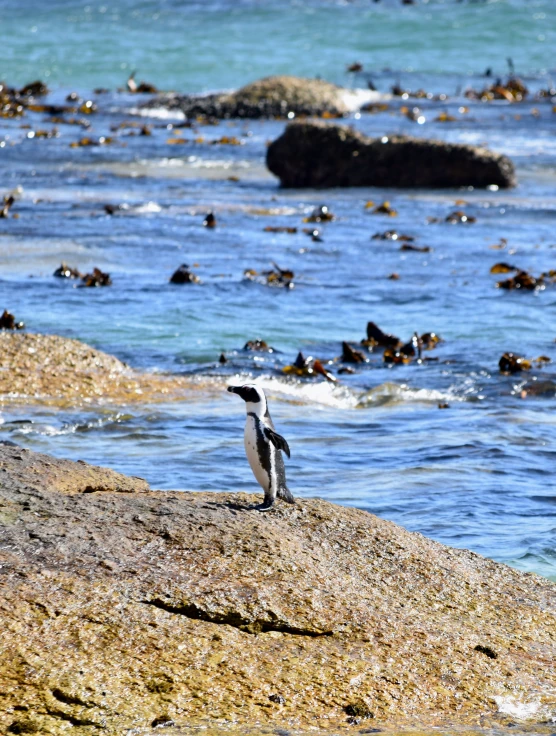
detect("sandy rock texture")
[1,445,555,735]
[0,332,201,407]
[146,75,349,119]
[266,121,516,188]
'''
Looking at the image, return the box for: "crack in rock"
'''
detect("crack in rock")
[143,598,333,637]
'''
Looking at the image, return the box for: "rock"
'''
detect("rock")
[0,332,202,407]
[266,121,516,189]
[145,75,350,119]
[0,446,554,734]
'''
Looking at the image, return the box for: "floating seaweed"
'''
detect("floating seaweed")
[303,205,335,223]
[70,136,115,148]
[0,310,24,330]
[283,351,336,382]
[302,228,323,242]
[496,271,543,291]
[445,210,476,224]
[81,268,112,288]
[362,322,400,349]
[347,62,363,73]
[341,342,367,363]
[499,352,531,374]
[400,244,431,252]
[244,339,274,352]
[203,212,216,228]
[169,264,200,285]
[53,263,82,279]
[265,262,294,287]
[490,262,517,274]
[372,230,414,242]
[371,201,397,217]
[0,195,15,218]
[263,226,297,234]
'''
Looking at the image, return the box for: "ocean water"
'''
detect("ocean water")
[1,0,556,588]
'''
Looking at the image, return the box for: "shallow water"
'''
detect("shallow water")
[1,0,556,591]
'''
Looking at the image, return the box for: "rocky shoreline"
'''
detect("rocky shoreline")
[0,333,204,407]
[1,444,554,735]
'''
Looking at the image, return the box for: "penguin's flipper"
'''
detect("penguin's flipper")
[264,427,291,458]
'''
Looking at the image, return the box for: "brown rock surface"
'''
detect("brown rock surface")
[0,444,555,735]
[146,75,349,119]
[0,332,203,407]
[266,121,516,188]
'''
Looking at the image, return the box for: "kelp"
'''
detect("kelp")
[81,268,112,288]
[362,322,400,349]
[400,244,431,252]
[263,226,297,234]
[371,201,397,217]
[372,230,414,242]
[203,212,216,228]
[490,262,517,274]
[341,342,367,363]
[303,205,335,223]
[169,264,201,285]
[53,263,82,279]
[496,270,543,290]
[499,353,531,374]
[244,263,295,288]
[0,310,24,330]
[283,351,336,382]
[244,339,274,352]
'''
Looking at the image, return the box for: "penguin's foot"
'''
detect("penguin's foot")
[254,502,275,512]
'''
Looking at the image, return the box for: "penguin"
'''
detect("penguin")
[227,384,295,511]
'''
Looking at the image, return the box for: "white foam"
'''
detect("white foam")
[124,106,185,121]
[494,695,541,719]
[340,88,391,111]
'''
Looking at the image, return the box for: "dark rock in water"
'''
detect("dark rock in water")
[144,75,349,119]
[169,264,200,284]
[0,310,24,330]
[266,121,516,189]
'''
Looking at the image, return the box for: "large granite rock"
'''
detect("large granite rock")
[0,446,554,735]
[266,121,516,188]
[0,332,200,407]
[146,75,350,119]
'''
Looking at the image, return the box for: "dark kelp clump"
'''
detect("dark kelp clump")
[170,264,201,284]
[0,310,24,330]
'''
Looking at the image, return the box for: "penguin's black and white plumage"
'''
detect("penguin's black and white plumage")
[227,384,295,511]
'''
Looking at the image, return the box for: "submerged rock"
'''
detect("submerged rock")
[266,121,516,189]
[0,446,554,734]
[145,75,350,119]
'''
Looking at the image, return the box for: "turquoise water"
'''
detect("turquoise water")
[1,0,556,584]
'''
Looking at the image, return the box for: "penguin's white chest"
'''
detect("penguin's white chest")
[244,415,272,492]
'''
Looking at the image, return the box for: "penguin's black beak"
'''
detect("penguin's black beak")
[227,385,241,395]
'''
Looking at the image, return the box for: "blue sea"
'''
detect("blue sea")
[1,0,556,585]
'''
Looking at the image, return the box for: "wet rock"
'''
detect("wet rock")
[0,446,554,733]
[169,264,201,284]
[266,121,516,189]
[145,75,350,119]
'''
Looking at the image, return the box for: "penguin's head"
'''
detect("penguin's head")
[227,384,265,405]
